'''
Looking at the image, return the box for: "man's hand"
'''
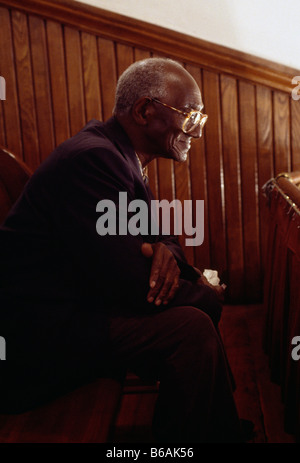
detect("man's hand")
[141,242,180,306]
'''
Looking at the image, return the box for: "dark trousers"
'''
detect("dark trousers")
[108,302,243,443]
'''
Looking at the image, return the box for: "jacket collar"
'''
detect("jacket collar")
[102,116,148,184]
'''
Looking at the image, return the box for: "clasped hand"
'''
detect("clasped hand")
[141,242,225,306]
[141,242,180,306]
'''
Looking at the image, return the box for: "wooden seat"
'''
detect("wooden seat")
[0,379,122,443]
[263,173,300,441]
[0,146,123,442]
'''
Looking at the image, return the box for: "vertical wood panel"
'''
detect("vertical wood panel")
[291,98,300,170]
[81,32,102,122]
[0,7,22,157]
[64,26,85,136]
[174,158,193,264]
[134,48,150,62]
[239,81,261,301]
[202,69,227,277]
[174,161,195,265]
[116,43,134,77]
[0,101,6,147]
[12,10,40,169]
[220,74,244,301]
[174,144,193,263]
[185,64,209,269]
[29,15,55,161]
[256,85,274,269]
[98,38,117,121]
[157,159,175,202]
[46,20,70,146]
[273,91,291,174]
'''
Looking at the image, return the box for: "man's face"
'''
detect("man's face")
[145,69,204,163]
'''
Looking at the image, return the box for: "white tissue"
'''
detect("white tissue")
[203,269,220,286]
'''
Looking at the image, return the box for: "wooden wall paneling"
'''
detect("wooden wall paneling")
[81,32,102,123]
[173,156,194,264]
[291,98,300,170]
[11,10,40,169]
[28,15,55,162]
[0,12,6,146]
[64,26,85,136]
[97,38,117,121]
[46,20,70,147]
[156,159,175,202]
[202,69,227,278]
[0,0,297,94]
[115,43,134,78]
[133,48,151,62]
[256,85,274,270]
[273,91,291,175]
[0,102,6,147]
[238,80,261,301]
[220,74,244,301]
[185,64,210,269]
[0,7,22,157]
[156,160,176,252]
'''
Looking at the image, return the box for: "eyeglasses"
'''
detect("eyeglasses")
[149,97,208,134]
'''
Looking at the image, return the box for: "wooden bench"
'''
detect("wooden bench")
[0,379,122,443]
[263,172,300,441]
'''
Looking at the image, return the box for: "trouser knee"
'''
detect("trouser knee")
[169,306,221,359]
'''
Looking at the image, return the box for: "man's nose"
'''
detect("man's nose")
[189,123,203,139]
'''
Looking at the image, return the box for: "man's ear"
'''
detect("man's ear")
[131,97,152,126]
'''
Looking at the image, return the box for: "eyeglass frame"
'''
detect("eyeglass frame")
[148,97,208,134]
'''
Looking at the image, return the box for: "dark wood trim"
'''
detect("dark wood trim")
[0,0,298,93]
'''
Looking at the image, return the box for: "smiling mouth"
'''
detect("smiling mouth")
[180,138,191,151]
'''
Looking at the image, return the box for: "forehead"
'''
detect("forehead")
[164,68,203,110]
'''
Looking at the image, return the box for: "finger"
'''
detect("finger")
[141,242,153,258]
[148,244,165,289]
[147,273,164,303]
[162,274,180,304]
[147,256,172,303]
[150,258,180,305]
[152,272,174,306]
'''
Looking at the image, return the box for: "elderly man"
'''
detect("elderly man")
[0,58,242,442]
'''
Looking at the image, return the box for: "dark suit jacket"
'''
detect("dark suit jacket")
[0,117,219,412]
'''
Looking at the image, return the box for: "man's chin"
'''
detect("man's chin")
[173,147,190,163]
[162,146,190,163]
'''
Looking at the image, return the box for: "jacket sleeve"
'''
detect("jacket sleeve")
[155,234,200,282]
[47,147,155,310]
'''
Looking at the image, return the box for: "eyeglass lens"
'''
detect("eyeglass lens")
[184,113,207,133]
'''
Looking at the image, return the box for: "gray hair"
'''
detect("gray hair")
[113,57,184,115]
